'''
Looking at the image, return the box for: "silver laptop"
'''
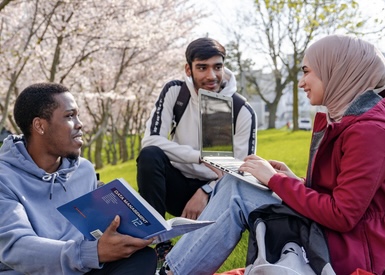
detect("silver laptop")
[198,89,268,190]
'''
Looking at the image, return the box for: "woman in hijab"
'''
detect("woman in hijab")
[241,35,385,274]
[162,35,385,275]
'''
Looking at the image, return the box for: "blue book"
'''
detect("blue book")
[57,178,214,243]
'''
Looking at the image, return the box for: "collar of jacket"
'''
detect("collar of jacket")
[313,90,383,133]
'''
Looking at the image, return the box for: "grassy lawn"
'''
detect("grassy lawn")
[96,128,312,272]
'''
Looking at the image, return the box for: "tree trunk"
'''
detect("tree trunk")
[267,103,278,129]
[94,135,104,169]
[292,77,299,131]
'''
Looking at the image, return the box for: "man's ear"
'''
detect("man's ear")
[32,117,45,135]
[185,63,191,77]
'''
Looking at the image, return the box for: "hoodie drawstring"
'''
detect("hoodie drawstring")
[42,173,67,199]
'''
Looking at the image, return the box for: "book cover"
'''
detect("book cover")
[57,178,214,243]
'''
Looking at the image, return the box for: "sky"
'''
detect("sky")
[192,0,385,52]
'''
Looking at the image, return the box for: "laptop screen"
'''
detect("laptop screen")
[199,89,234,157]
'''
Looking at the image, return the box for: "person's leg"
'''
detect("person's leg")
[137,145,205,217]
[137,145,206,270]
[86,246,156,275]
[165,175,282,275]
[137,145,181,217]
[165,175,205,217]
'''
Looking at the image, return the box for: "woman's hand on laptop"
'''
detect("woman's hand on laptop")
[239,155,277,186]
[268,159,302,180]
[240,155,302,186]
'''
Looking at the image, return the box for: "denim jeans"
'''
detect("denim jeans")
[166,174,282,275]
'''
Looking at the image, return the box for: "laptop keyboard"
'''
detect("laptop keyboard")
[220,161,253,177]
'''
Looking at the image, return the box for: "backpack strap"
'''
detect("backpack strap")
[232,92,247,134]
[170,82,190,136]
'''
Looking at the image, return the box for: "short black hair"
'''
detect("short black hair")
[185,37,226,67]
[14,82,69,140]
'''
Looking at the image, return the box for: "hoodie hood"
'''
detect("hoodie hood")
[184,67,237,101]
[0,134,79,199]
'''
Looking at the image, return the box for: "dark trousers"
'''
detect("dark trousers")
[86,246,156,275]
[137,146,207,217]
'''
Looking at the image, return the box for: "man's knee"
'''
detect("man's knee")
[137,146,167,164]
[137,146,171,176]
[132,246,157,267]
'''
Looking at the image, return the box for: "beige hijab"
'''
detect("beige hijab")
[305,35,385,122]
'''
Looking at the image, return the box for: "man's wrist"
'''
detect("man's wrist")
[200,183,213,195]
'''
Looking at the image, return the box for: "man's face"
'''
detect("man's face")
[43,92,83,159]
[185,55,224,93]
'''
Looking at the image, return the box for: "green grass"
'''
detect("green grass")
[256,129,311,176]
[96,128,312,272]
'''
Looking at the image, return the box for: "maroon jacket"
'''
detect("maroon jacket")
[269,91,385,275]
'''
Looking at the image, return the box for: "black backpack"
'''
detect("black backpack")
[170,82,248,136]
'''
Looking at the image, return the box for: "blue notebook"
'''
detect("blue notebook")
[57,178,214,243]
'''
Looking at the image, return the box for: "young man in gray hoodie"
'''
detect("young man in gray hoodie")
[0,83,156,275]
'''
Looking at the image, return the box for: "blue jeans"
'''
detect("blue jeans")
[166,174,282,275]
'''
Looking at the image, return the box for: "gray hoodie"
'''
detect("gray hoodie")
[0,135,100,274]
